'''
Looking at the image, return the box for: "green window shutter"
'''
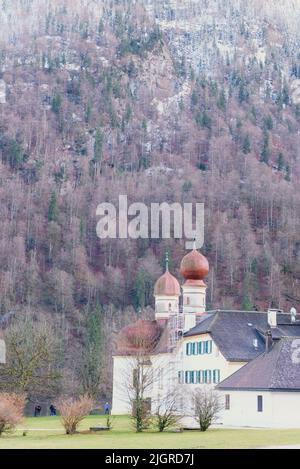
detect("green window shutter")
[203,370,207,383]
[204,341,208,353]
[192,343,196,355]
[207,370,212,383]
[185,371,188,383]
[198,342,202,354]
[213,369,220,383]
[208,340,212,353]
[186,343,189,355]
[196,370,201,384]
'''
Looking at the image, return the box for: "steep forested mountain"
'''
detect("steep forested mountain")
[1,0,300,398]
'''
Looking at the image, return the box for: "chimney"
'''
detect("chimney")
[267,308,278,328]
[290,306,297,323]
[184,313,196,332]
[253,338,259,350]
[265,330,272,353]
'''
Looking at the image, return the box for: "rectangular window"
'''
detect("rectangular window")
[186,343,191,355]
[206,369,212,384]
[208,340,212,353]
[192,342,197,355]
[196,370,201,384]
[158,369,163,389]
[225,394,230,410]
[186,371,196,384]
[213,369,220,384]
[198,341,202,354]
[203,370,207,383]
[257,395,263,412]
[133,369,138,387]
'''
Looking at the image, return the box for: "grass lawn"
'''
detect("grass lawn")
[0,415,299,449]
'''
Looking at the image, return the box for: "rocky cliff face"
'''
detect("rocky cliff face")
[144,0,300,79]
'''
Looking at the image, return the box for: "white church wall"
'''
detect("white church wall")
[218,390,300,428]
[111,355,134,415]
[111,352,174,415]
[155,295,179,318]
[182,284,206,314]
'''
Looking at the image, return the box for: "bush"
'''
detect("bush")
[154,392,181,432]
[56,394,94,435]
[0,393,26,436]
[193,389,222,432]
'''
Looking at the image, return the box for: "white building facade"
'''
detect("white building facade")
[111,248,300,428]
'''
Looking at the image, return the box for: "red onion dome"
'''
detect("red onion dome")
[180,248,209,280]
[154,270,180,296]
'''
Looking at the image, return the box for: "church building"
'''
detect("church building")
[111,247,300,428]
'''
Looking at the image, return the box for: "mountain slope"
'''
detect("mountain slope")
[0,0,300,395]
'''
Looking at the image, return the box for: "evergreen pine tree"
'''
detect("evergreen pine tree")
[48,191,58,222]
[260,132,270,165]
[277,153,284,171]
[242,135,251,154]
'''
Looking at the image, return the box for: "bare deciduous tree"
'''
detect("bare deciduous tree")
[120,321,161,432]
[193,388,223,432]
[127,354,154,433]
[153,390,181,432]
[0,315,62,401]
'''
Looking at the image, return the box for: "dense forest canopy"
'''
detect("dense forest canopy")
[1,0,300,400]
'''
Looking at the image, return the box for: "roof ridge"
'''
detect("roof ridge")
[208,310,219,330]
[269,338,291,388]
[217,351,265,388]
[206,310,267,314]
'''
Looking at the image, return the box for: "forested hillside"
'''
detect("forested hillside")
[1,0,300,400]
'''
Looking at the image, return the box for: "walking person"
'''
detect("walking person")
[34,405,41,417]
[104,402,110,415]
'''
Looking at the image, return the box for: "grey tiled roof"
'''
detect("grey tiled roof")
[184,310,300,362]
[217,337,300,390]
